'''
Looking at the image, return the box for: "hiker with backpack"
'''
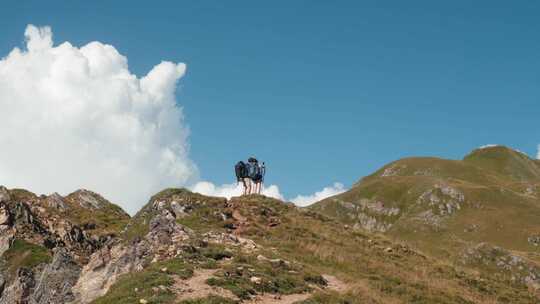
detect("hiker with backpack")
[235,160,250,195]
[235,157,266,195]
[247,157,259,194]
[253,161,265,194]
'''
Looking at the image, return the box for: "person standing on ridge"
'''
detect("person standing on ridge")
[235,160,249,195]
[247,157,260,194]
[236,157,266,195]
[254,161,265,194]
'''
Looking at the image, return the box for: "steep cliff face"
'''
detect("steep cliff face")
[0,183,538,303]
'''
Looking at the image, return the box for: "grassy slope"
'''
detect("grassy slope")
[463,146,540,182]
[1,239,51,277]
[95,191,536,303]
[311,146,540,273]
[232,195,537,303]
[61,190,131,237]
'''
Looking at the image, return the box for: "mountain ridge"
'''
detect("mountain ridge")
[311,145,540,299]
[0,145,539,303]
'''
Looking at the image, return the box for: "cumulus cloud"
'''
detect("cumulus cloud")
[0,25,197,214]
[191,181,284,201]
[290,183,346,207]
[537,144,540,159]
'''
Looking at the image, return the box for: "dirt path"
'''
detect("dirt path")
[174,269,350,303]
[244,293,311,304]
[174,269,236,301]
[322,274,349,293]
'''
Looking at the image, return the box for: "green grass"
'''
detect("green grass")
[122,188,228,242]
[296,291,375,304]
[91,258,193,304]
[225,195,537,303]
[61,190,130,237]
[206,252,319,300]
[463,145,540,182]
[311,146,540,260]
[178,295,238,304]
[97,186,539,304]
[2,239,51,275]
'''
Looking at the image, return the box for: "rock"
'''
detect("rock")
[170,201,187,216]
[0,268,35,304]
[528,235,540,246]
[384,247,393,253]
[161,267,168,273]
[29,248,81,304]
[0,273,5,298]
[45,193,68,210]
[139,299,148,304]
[72,244,144,303]
[0,203,11,226]
[71,190,104,209]
[0,187,10,203]
[250,276,262,284]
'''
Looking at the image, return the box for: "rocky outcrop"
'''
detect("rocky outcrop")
[71,193,194,303]
[44,193,68,211]
[30,248,81,304]
[0,186,129,304]
[416,184,464,216]
[460,243,540,290]
[528,235,540,247]
[0,268,35,304]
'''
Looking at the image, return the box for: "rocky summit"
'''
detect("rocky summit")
[0,147,539,304]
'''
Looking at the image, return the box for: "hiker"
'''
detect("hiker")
[236,157,266,195]
[246,157,265,194]
[235,161,249,195]
[253,162,265,194]
[246,157,258,194]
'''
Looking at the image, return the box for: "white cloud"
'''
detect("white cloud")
[190,181,347,207]
[537,144,540,159]
[290,183,346,207]
[0,25,348,214]
[191,181,284,201]
[478,144,499,149]
[0,25,197,214]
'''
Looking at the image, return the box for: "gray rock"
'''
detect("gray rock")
[0,268,35,304]
[0,203,11,226]
[29,248,81,304]
[0,187,10,204]
[45,193,68,211]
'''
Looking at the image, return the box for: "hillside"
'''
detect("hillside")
[311,145,540,297]
[0,184,538,303]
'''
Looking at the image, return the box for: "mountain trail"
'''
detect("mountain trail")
[174,268,236,301]
[321,274,349,293]
[174,268,351,303]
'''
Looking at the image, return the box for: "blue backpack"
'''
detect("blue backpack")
[247,162,260,179]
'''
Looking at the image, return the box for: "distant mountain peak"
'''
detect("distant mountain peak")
[464,145,540,181]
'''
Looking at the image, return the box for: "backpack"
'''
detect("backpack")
[235,161,247,180]
[248,162,261,179]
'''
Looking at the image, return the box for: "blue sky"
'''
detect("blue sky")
[1,1,539,201]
